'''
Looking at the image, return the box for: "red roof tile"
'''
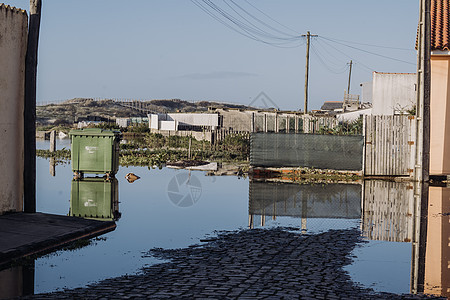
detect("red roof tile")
[431,0,450,50]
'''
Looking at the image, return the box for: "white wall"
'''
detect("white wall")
[0,4,28,214]
[337,108,372,122]
[159,120,177,131]
[149,113,219,130]
[360,81,373,103]
[372,72,416,115]
[167,113,219,127]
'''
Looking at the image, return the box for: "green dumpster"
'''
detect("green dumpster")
[69,128,121,177]
[70,177,120,221]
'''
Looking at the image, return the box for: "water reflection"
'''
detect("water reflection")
[362,181,414,242]
[70,178,120,221]
[248,178,450,297]
[424,185,450,297]
[11,146,450,297]
[0,263,34,299]
[248,180,361,229]
[49,158,56,177]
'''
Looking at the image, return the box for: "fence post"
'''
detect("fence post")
[362,116,366,176]
[264,114,268,132]
[251,112,255,133]
[275,113,278,133]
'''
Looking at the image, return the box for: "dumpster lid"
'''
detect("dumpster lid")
[69,128,121,137]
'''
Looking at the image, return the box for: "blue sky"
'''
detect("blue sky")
[6,0,419,110]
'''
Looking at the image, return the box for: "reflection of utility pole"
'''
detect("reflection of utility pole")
[301,191,308,231]
[347,60,353,94]
[301,31,318,114]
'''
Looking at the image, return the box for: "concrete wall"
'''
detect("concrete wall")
[159,120,177,131]
[360,81,373,103]
[372,72,416,115]
[0,4,28,214]
[218,109,253,131]
[430,56,450,175]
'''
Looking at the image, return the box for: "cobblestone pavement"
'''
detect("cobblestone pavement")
[22,228,443,299]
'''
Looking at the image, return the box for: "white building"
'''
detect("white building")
[149,113,219,131]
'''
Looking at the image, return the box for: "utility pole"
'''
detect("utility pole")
[347,60,353,94]
[301,31,317,114]
[411,0,430,295]
[24,0,42,213]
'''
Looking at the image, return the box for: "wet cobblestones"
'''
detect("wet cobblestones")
[22,228,443,299]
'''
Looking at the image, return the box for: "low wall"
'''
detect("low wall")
[0,4,28,214]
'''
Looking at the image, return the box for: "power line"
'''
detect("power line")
[190,0,304,47]
[310,42,348,74]
[316,38,375,72]
[319,36,416,66]
[320,35,415,51]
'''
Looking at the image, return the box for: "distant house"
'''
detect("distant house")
[320,101,343,112]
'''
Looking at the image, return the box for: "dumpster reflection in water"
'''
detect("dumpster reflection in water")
[70,178,120,221]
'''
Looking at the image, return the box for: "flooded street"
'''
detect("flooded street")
[0,140,447,298]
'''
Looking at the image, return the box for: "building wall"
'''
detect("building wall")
[372,72,416,115]
[430,56,450,175]
[149,113,218,130]
[360,81,373,103]
[167,113,218,127]
[218,109,253,131]
[0,5,28,214]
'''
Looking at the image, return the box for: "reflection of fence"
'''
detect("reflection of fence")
[249,181,362,219]
[362,180,414,242]
[364,115,416,177]
[250,133,364,170]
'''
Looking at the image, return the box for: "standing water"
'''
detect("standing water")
[0,139,446,298]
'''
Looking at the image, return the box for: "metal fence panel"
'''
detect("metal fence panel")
[250,133,364,170]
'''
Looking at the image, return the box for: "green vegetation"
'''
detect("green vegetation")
[317,117,363,135]
[36,132,250,167]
